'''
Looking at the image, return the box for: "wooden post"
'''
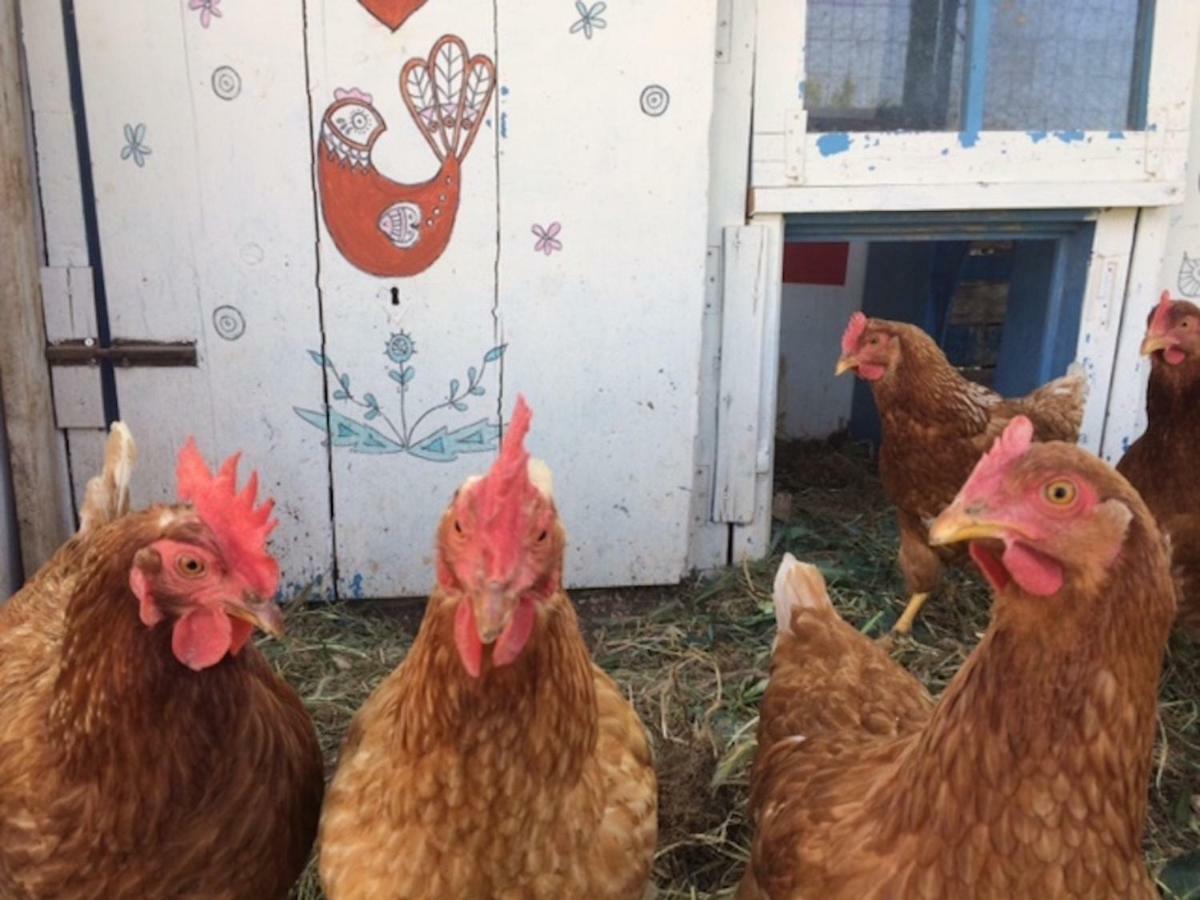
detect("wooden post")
[0,1,69,573]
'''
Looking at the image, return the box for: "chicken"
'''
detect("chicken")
[319,396,657,899]
[835,311,1087,632]
[0,424,324,899]
[737,416,1174,899]
[1117,290,1200,635]
[317,34,496,277]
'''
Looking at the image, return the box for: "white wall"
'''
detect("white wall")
[776,241,866,439]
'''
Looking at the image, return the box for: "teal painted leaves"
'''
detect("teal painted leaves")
[295,334,506,462]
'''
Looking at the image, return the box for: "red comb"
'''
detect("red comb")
[475,396,536,581]
[842,312,868,355]
[962,417,1035,502]
[1149,290,1175,337]
[177,439,279,598]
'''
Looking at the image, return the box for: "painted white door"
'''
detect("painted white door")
[23,0,718,599]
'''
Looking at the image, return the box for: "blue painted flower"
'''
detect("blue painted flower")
[385,331,416,364]
[120,123,151,168]
[569,1,606,39]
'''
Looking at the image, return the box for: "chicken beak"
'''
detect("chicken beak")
[474,583,516,644]
[224,594,286,639]
[928,505,1012,547]
[834,355,859,377]
[1140,334,1176,357]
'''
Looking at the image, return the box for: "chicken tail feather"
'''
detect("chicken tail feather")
[400,37,496,164]
[78,422,138,534]
[773,554,832,634]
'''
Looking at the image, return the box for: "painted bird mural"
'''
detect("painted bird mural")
[317,34,496,278]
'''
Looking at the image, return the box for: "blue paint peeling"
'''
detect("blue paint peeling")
[816,132,852,156]
[1108,130,1125,139]
[500,112,508,138]
[1121,435,1132,454]
[1028,130,1048,143]
[798,80,806,99]
[1054,129,1085,144]
[940,148,949,156]
[348,573,365,600]
[958,130,979,148]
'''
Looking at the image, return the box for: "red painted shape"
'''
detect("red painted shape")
[782,242,849,285]
[316,36,496,278]
[358,0,428,31]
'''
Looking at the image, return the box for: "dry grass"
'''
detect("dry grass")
[267,437,1200,899]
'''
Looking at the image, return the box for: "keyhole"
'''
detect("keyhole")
[390,287,400,306]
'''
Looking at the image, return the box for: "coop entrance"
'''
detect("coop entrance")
[775,211,1098,446]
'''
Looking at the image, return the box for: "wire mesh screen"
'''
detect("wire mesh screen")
[805,0,1150,133]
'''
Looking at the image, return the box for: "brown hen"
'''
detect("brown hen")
[738,418,1173,899]
[0,424,323,899]
[318,396,657,899]
[836,312,1086,632]
[1117,290,1200,634]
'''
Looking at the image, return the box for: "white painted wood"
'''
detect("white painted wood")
[1073,208,1139,454]
[777,242,867,439]
[69,0,334,597]
[752,181,1184,214]
[17,0,88,268]
[50,368,105,429]
[731,213,783,560]
[499,0,719,587]
[689,0,758,573]
[1101,206,1171,464]
[40,266,97,342]
[714,225,768,525]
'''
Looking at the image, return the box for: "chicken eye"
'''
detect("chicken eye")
[176,555,206,578]
[1043,480,1077,506]
[868,335,880,346]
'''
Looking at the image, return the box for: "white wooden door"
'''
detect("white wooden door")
[22,0,718,599]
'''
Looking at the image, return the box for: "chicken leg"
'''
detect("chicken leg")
[893,592,929,635]
[895,512,942,634]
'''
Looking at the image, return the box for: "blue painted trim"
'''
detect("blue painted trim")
[1128,0,1156,129]
[1037,241,1070,386]
[960,0,993,135]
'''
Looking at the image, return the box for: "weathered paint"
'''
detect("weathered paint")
[1053,129,1086,144]
[816,132,852,156]
[958,130,979,149]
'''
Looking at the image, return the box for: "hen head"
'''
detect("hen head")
[328,90,385,149]
[930,416,1137,599]
[129,441,283,672]
[835,312,900,382]
[1141,291,1200,368]
[436,395,564,678]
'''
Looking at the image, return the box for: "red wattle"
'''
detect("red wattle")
[454,601,483,678]
[1165,346,1187,366]
[859,363,887,381]
[172,607,233,671]
[1002,541,1064,597]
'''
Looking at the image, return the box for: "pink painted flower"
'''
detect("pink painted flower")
[189,0,222,28]
[532,222,562,256]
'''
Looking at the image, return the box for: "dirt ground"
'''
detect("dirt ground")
[272,437,1200,899]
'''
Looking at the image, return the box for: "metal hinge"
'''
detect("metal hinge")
[44,339,198,367]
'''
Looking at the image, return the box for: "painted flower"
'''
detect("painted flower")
[188,0,222,28]
[385,331,416,364]
[532,222,563,256]
[569,1,606,39]
[120,123,151,168]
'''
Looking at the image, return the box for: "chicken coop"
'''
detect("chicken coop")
[3,0,1200,600]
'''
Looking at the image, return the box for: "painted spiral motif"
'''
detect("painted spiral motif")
[211,66,242,101]
[639,84,670,117]
[212,305,246,341]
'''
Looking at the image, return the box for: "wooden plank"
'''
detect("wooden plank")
[751,0,804,167]
[71,0,334,597]
[497,0,719,587]
[752,180,1184,214]
[1073,208,1138,454]
[713,226,768,524]
[731,215,783,558]
[690,0,758,573]
[0,396,22,593]
[0,0,71,574]
[302,2,500,597]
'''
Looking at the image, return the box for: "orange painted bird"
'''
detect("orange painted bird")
[0,424,323,899]
[836,312,1087,632]
[1118,290,1200,634]
[319,396,657,899]
[738,417,1173,899]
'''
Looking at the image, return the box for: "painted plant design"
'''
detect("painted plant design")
[316,35,496,278]
[294,332,506,462]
